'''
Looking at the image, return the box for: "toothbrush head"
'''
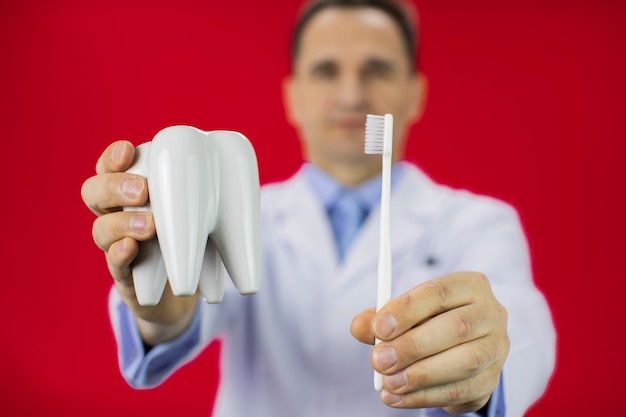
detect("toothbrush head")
[364,114,384,155]
[364,113,393,156]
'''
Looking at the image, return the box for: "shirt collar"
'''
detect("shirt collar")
[301,162,405,212]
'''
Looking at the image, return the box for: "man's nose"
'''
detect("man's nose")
[334,75,367,109]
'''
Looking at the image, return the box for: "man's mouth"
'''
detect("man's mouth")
[335,117,367,129]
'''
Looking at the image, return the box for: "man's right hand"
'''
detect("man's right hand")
[81,140,198,347]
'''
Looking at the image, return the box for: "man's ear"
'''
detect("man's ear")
[282,76,301,128]
[407,72,428,124]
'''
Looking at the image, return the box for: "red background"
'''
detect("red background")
[1,0,625,416]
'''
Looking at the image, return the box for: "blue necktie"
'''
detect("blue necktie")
[330,192,367,260]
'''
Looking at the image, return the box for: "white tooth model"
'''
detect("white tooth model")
[124,125,261,306]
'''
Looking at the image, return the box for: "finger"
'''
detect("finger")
[372,302,501,374]
[372,272,489,341]
[81,172,148,216]
[381,374,494,411]
[106,237,140,285]
[350,308,376,345]
[92,211,155,251]
[381,352,501,413]
[96,140,136,175]
[380,334,507,395]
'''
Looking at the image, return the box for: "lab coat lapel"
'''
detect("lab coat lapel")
[274,171,338,272]
[340,162,440,278]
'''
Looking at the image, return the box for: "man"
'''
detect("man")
[81,0,555,416]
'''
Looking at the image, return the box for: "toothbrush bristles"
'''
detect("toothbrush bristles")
[364,114,385,154]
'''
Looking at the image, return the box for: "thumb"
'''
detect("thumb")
[350,308,376,345]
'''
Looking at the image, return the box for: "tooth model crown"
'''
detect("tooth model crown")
[124,125,261,306]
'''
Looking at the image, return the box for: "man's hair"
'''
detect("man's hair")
[290,0,419,72]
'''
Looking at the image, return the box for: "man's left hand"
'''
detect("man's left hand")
[351,271,509,413]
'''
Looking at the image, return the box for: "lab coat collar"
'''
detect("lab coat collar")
[265,161,444,277]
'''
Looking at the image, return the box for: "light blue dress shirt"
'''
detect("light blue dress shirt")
[115,162,505,417]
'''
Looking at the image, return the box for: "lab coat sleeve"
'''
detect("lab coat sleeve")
[108,285,242,389]
[445,196,556,417]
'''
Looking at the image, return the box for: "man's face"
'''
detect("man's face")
[285,6,424,178]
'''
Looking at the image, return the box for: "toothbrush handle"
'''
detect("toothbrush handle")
[376,215,392,311]
[374,235,392,391]
[374,132,393,391]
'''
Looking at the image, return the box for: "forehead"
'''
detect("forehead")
[295,7,409,71]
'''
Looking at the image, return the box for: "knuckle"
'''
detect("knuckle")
[107,238,137,280]
[465,347,483,374]
[466,272,491,296]
[93,212,133,250]
[447,381,464,403]
[452,311,473,340]
[106,243,120,270]
[80,178,91,205]
[447,380,474,404]
[472,272,489,286]
[398,291,413,308]
[471,337,506,374]
[498,302,508,325]
[501,333,511,359]
[483,339,499,368]
[81,176,103,215]
[95,154,106,175]
[424,280,452,310]
[107,173,125,201]
[408,335,425,359]
[92,217,107,250]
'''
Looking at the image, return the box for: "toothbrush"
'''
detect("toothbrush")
[365,113,393,391]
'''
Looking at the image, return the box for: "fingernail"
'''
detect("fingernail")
[130,214,151,234]
[122,177,144,200]
[373,314,396,339]
[381,389,403,405]
[372,346,397,371]
[384,371,407,390]
[111,142,125,163]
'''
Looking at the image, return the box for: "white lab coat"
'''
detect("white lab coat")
[111,161,556,417]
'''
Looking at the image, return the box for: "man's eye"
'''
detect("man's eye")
[312,65,337,80]
[362,63,393,80]
[361,59,394,80]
